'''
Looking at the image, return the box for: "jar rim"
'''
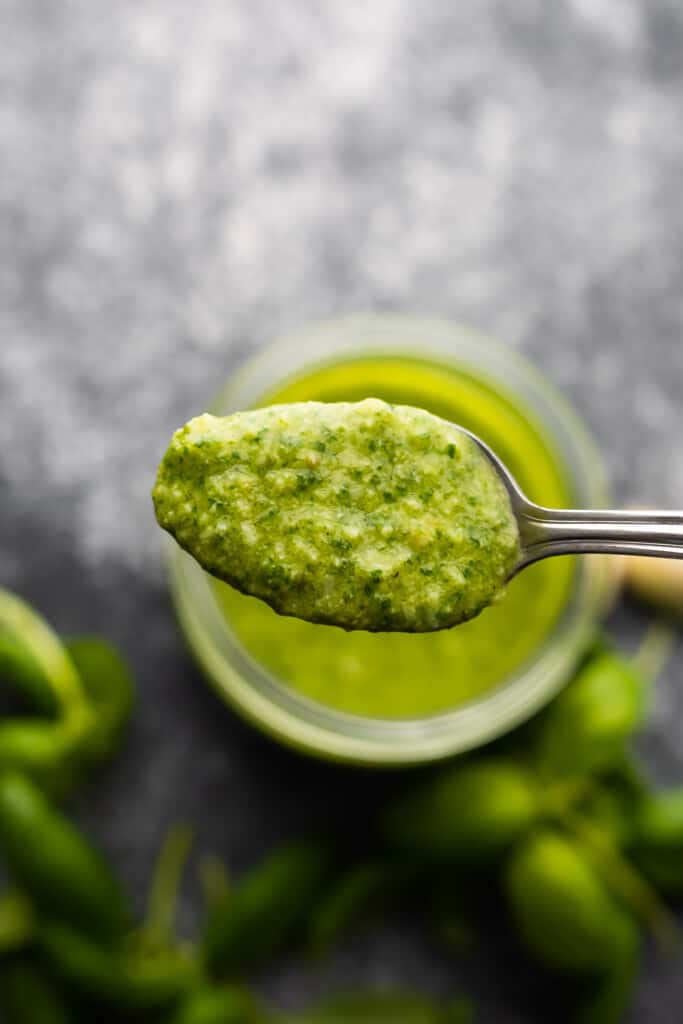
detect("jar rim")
[168,314,611,765]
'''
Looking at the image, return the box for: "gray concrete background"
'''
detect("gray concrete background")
[2,1,683,1020]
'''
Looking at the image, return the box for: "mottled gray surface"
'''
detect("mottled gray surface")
[2,0,683,1020]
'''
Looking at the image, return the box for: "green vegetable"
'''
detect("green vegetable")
[531,651,646,777]
[65,637,134,762]
[0,890,34,954]
[287,991,473,1023]
[0,641,134,793]
[203,839,332,976]
[0,718,89,795]
[574,935,639,1024]
[3,575,675,1024]
[380,758,540,862]
[575,783,640,849]
[39,921,200,1011]
[0,772,128,940]
[566,811,676,945]
[170,985,269,1024]
[572,758,648,848]
[0,589,86,718]
[0,592,104,794]
[0,627,59,717]
[505,830,639,975]
[627,788,683,892]
[0,958,73,1024]
[308,860,414,954]
[141,823,194,952]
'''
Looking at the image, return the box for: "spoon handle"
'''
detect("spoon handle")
[517,507,683,567]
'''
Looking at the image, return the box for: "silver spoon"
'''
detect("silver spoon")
[465,429,683,575]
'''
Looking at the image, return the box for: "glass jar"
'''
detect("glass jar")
[168,315,611,766]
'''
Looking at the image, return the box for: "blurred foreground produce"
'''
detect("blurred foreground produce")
[0,957,72,1024]
[0,772,128,941]
[625,557,683,621]
[285,991,475,1023]
[202,839,333,977]
[627,788,683,893]
[379,758,541,862]
[0,584,681,1022]
[529,649,646,777]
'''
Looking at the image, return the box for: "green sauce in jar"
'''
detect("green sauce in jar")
[212,355,575,718]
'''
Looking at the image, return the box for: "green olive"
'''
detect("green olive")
[505,830,640,975]
[380,758,540,862]
[530,652,645,777]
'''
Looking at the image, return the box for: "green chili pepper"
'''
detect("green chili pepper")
[308,861,392,955]
[0,718,88,795]
[39,921,200,1011]
[530,651,646,777]
[574,936,639,1024]
[202,839,332,977]
[0,589,86,718]
[0,591,95,793]
[0,640,133,792]
[0,957,73,1024]
[0,772,128,940]
[380,758,540,862]
[169,985,269,1024]
[575,762,647,849]
[0,627,59,717]
[0,889,34,955]
[140,823,194,954]
[286,991,474,1023]
[576,788,638,852]
[626,788,683,892]
[505,830,640,975]
[566,810,676,946]
[65,638,134,762]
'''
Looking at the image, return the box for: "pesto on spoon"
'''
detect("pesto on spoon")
[152,399,520,632]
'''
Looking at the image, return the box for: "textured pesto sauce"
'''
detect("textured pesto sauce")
[154,400,520,632]
[210,356,575,718]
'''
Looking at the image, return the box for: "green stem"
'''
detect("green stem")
[199,854,231,910]
[543,777,595,817]
[566,811,678,950]
[631,622,676,689]
[142,824,193,949]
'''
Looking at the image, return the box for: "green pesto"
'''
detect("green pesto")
[154,400,520,632]
[211,356,575,717]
